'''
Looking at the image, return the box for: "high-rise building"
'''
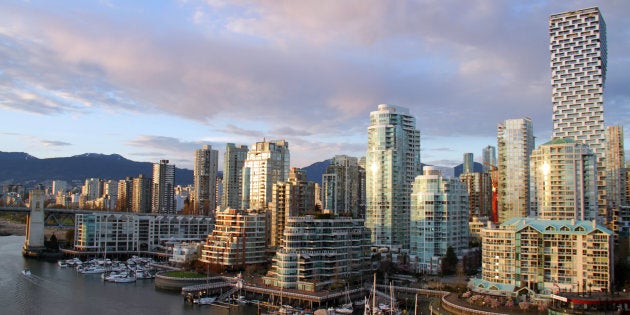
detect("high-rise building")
[132,174,152,213]
[497,118,534,223]
[222,143,248,209]
[482,145,497,172]
[242,140,290,210]
[322,155,363,217]
[530,138,598,220]
[117,177,133,212]
[463,153,474,174]
[269,168,317,248]
[410,167,469,273]
[82,178,103,201]
[193,145,219,216]
[606,126,626,234]
[550,7,608,223]
[459,171,492,220]
[52,180,69,195]
[366,104,421,251]
[152,160,175,214]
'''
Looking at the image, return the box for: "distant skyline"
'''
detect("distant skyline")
[1,1,629,170]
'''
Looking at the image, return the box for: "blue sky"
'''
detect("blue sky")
[1,0,629,170]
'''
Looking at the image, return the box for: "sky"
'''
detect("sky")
[1,0,629,170]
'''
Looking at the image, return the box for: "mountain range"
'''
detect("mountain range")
[0,151,475,189]
[0,152,331,188]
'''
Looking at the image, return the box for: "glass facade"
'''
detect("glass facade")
[497,118,534,223]
[366,104,421,250]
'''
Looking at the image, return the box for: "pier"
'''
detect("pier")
[181,277,448,309]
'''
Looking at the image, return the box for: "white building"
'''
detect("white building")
[242,140,290,210]
[550,7,608,223]
[366,104,421,251]
[74,213,213,253]
[152,160,175,214]
[410,167,469,273]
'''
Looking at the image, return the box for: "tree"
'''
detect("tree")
[441,246,458,275]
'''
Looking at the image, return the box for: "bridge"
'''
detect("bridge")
[0,206,94,228]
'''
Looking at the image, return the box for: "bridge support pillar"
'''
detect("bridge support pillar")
[22,190,46,257]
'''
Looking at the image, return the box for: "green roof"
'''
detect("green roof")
[542,137,576,146]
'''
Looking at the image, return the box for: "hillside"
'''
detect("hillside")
[0,152,193,187]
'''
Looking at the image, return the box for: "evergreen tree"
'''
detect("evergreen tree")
[441,246,458,275]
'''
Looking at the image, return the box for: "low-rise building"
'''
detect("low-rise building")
[169,242,201,265]
[73,213,213,253]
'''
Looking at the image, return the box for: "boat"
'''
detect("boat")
[111,275,136,283]
[193,297,216,305]
[79,265,106,274]
[335,303,354,314]
[334,285,354,314]
[21,269,31,276]
[57,261,68,268]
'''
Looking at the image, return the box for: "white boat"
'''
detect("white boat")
[21,269,31,276]
[335,303,354,314]
[111,275,136,283]
[57,261,68,268]
[193,297,216,305]
[80,266,106,274]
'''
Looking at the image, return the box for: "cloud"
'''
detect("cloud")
[0,0,628,168]
[41,140,72,147]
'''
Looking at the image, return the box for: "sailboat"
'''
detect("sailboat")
[364,274,383,315]
[335,285,354,314]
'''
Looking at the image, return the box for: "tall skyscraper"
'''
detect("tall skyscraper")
[242,140,290,210]
[482,145,497,171]
[117,177,133,211]
[322,155,363,218]
[366,104,421,250]
[550,7,608,222]
[132,174,152,213]
[82,178,103,201]
[463,153,474,174]
[193,145,219,216]
[222,143,249,209]
[152,160,175,214]
[410,167,469,273]
[606,126,626,234]
[497,118,534,223]
[530,138,597,220]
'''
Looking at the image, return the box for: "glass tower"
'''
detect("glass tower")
[242,140,290,210]
[366,104,421,250]
[497,118,534,223]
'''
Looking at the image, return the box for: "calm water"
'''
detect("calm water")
[0,235,259,315]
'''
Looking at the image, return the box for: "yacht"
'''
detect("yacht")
[193,297,216,305]
[21,269,31,276]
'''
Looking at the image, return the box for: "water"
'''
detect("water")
[0,235,259,315]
